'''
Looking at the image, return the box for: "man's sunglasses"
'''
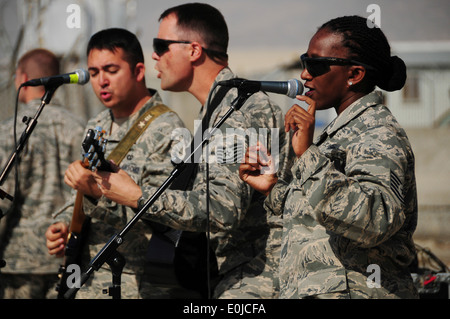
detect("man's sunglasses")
[153,38,191,56]
[153,38,228,59]
[300,53,376,77]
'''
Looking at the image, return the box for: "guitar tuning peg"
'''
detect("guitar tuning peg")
[89,153,98,168]
[96,158,102,167]
[90,163,98,172]
[101,140,107,153]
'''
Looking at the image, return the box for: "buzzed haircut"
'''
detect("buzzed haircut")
[17,48,60,79]
[159,3,229,60]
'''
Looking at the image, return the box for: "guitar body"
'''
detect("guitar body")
[56,209,90,299]
[56,127,111,298]
[145,226,219,298]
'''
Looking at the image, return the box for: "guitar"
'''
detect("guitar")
[56,126,112,299]
[145,225,219,298]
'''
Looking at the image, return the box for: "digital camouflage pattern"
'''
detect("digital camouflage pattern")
[54,90,187,298]
[265,91,419,299]
[0,100,85,277]
[140,67,294,299]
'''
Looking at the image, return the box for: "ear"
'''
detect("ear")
[348,65,366,87]
[15,69,28,87]
[134,62,146,82]
[189,42,204,62]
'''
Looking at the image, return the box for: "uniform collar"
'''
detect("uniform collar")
[324,91,382,137]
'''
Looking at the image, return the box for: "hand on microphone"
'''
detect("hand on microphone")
[285,95,316,157]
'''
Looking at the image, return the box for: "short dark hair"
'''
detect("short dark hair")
[87,28,145,69]
[320,15,406,92]
[159,3,228,61]
[18,48,60,79]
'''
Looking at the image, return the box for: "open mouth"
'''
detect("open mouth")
[305,87,315,97]
[100,91,112,101]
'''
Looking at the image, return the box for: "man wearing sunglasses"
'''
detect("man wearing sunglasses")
[92,3,293,299]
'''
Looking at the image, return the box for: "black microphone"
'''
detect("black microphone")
[218,78,303,98]
[22,69,90,88]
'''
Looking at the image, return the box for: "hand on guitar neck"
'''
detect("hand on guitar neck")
[46,127,112,257]
[65,127,113,200]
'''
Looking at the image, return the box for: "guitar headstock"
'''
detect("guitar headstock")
[81,126,112,172]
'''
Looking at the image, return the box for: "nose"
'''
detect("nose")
[152,51,160,61]
[300,68,312,81]
[98,71,109,87]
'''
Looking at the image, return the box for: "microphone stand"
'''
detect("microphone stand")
[0,84,59,268]
[63,88,255,299]
[0,85,59,192]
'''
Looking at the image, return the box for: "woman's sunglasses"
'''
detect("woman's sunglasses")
[300,53,376,77]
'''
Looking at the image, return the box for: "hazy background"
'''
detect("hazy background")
[135,0,450,49]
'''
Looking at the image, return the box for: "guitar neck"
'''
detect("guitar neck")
[70,191,85,234]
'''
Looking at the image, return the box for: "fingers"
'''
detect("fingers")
[45,222,68,257]
[296,95,316,116]
[64,160,88,190]
[285,95,316,133]
[239,143,278,195]
[240,142,275,176]
[244,142,270,166]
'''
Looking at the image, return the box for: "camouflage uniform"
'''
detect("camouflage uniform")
[0,99,85,299]
[139,68,294,299]
[265,91,418,299]
[54,90,187,299]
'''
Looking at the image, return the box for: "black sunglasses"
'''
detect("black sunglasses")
[153,38,229,59]
[300,53,376,77]
[153,38,192,56]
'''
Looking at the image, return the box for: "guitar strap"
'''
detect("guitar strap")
[107,104,172,164]
[170,85,230,190]
[71,104,172,232]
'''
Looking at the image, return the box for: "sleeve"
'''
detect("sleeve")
[296,128,409,248]
[263,179,290,217]
[84,111,186,218]
[138,92,280,233]
[139,130,252,233]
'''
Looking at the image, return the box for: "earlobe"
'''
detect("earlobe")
[348,66,366,86]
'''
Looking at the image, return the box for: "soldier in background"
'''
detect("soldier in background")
[240,15,418,299]
[91,3,294,299]
[45,28,186,298]
[0,48,86,298]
